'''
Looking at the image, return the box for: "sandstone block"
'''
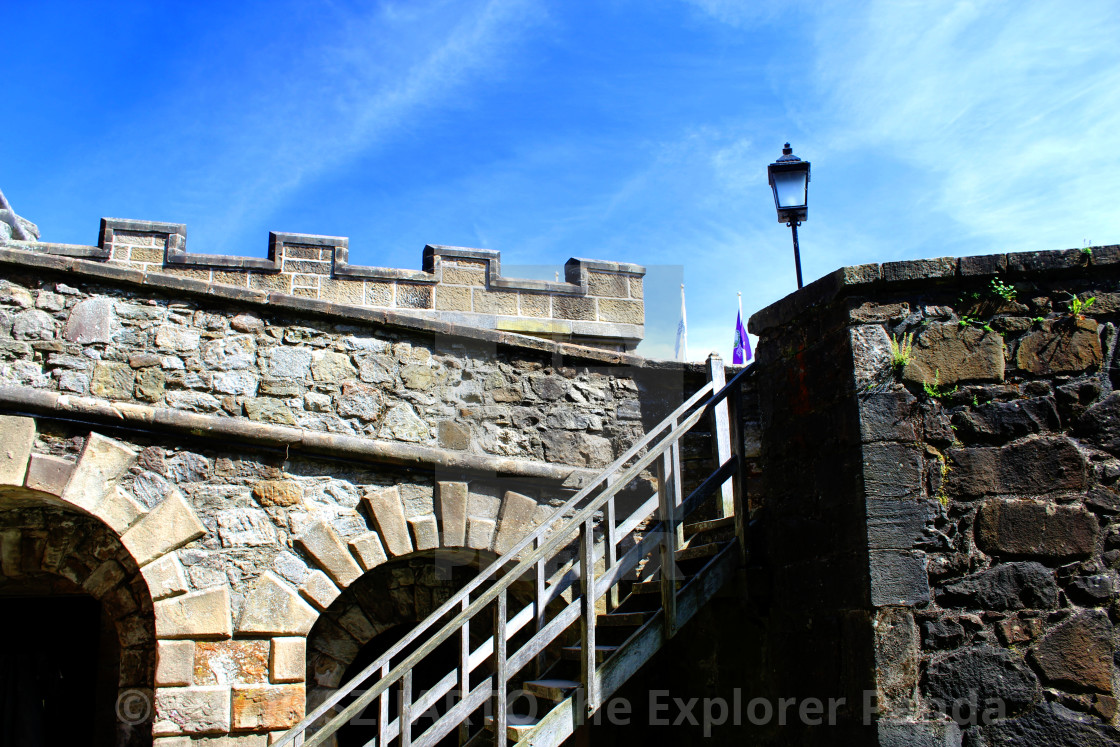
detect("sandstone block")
[348,531,388,571]
[23,453,73,495]
[1016,318,1102,375]
[299,570,341,610]
[217,508,277,548]
[596,298,643,325]
[156,640,196,686]
[379,403,429,442]
[61,433,138,514]
[82,559,126,597]
[154,685,231,735]
[901,323,1005,386]
[155,587,233,639]
[232,683,304,731]
[0,415,34,486]
[437,421,470,450]
[493,491,539,555]
[143,553,190,600]
[437,482,468,547]
[270,637,306,684]
[194,640,270,686]
[975,499,1097,560]
[251,480,303,507]
[122,489,207,566]
[336,382,383,421]
[263,347,312,379]
[540,430,612,468]
[311,349,357,383]
[364,487,413,556]
[245,397,297,426]
[98,486,147,534]
[296,520,362,587]
[64,297,117,344]
[237,572,318,636]
[1029,610,1114,693]
[154,325,201,353]
[467,517,496,551]
[409,515,440,551]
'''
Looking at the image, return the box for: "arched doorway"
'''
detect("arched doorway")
[306,550,535,747]
[0,505,156,747]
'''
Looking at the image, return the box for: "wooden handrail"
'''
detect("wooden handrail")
[275,360,751,747]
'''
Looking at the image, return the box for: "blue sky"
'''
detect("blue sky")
[5,1,1120,360]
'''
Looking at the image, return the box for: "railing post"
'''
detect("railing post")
[656,448,679,636]
[534,536,547,677]
[378,662,389,747]
[707,353,734,518]
[459,596,470,746]
[400,668,413,747]
[579,518,599,716]
[494,588,508,747]
[604,475,620,611]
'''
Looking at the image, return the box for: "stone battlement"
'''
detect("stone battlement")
[2,218,646,350]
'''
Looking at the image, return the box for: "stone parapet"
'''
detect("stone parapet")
[0,219,645,350]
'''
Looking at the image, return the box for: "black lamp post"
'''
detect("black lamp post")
[767,143,811,289]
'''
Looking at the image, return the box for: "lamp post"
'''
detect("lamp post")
[767,143,811,289]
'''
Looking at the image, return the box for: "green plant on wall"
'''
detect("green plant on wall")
[990,277,1017,302]
[1068,295,1096,317]
[922,369,958,399]
[1082,239,1094,257]
[889,332,914,369]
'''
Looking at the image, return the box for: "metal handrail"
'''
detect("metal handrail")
[275,362,751,746]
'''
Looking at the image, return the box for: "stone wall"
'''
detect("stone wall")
[0,218,645,350]
[745,245,1120,745]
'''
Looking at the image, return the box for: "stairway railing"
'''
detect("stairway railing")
[275,356,751,747]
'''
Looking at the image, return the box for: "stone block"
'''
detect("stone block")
[947,436,1088,499]
[251,480,303,507]
[858,391,918,443]
[0,415,34,486]
[122,489,207,566]
[1029,610,1114,694]
[472,289,518,315]
[270,637,306,684]
[155,587,233,639]
[409,515,440,551]
[925,646,1039,718]
[99,486,147,534]
[596,298,643,325]
[862,443,923,500]
[901,323,1005,387]
[869,550,929,607]
[437,482,468,547]
[318,277,364,305]
[519,293,550,317]
[194,640,270,686]
[939,562,1058,611]
[1016,318,1102,375]
[156,640,195,686]
[64,297,117,344]
[61,432,138,514]
[153,738,193,747]
[154,685,231,735]
[435,285,472,311]
[364,486,413,556]
[982,701,1120,746]
[23,453,74,495]
[553,296,596,321]
[238,572,318,636]
[231,683,304,730]
[540,430,613,468]
[874,607,919,717]
[492,491,539,555]
[877,721,962,747]
[443,266,487,286]
[143,553,190,600]
[437,420,470,450]
[587,271,628,298]
[975,499,1097,560]
[310,350,357,383]
[396,283,432,309]
[867,498,937,550]
[348,532,387,571]
[1079,392,1120,456]
[299,570,341,610]
[295,520,362,588]
[467,517,496,551]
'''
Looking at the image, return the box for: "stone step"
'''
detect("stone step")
[683,516,736,538]
[524,678,580,702]
[562,645,618,664]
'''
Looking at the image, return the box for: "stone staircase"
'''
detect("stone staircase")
[274,359,750,747]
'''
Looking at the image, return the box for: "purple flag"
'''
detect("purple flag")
[733,309,751,364]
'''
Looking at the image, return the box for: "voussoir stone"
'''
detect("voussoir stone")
[364,486,413,556]
[0,415,35,486]
[295,519,363,588]
[975,499,1098,560]
[901,322,1005,387]
[493,491,539,555]
[1029,610,1114,694]
[437,481,468,547]
[237,571,318,635]
[348,531,388,570]
[142,553,190,600]
[23,452,73,495]
[61,432,138,513]
[121,489,207,566]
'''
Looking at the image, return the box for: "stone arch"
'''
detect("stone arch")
[0,416,222,743]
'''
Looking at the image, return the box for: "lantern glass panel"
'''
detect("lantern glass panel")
[773,170,807,208]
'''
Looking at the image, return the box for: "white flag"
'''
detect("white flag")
[674,284,688,362]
